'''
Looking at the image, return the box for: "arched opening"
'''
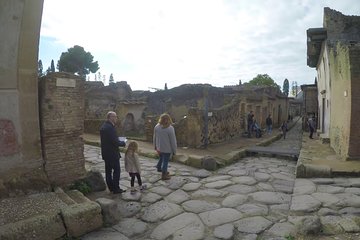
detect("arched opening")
[123,113,136,134]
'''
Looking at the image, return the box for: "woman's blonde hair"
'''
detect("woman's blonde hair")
[126,141,138,155]
[158,113,173,128]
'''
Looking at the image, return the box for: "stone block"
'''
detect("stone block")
[296,163,331,178]
[201,156,217,171]
[61,202,103,237]
[96,198,121,226]
[172,154,188,165]
[0,214,66,240]
[84,169,106,192]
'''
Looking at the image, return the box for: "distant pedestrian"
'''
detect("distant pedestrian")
[280,121,288,139]
[253,120,262,138]
[308,117,315,139]
[125,141,146,194]
[153,113,177,180]
[266,114,273,134]
[100,111,126,194]
[247,111,254,138]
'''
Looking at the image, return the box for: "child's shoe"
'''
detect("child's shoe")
[130,187,137,195]
[140,184,147,192]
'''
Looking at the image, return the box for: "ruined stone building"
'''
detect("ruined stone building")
[307,8,360,160]
[85,82,289,148]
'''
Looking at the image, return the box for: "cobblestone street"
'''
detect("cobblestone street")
[82,122,360,240]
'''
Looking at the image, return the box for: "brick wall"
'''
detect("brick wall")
[39,73,86,185]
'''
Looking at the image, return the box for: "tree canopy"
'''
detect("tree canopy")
[248,74,280,88]
[57,45,99,77]
[283,78,289,96]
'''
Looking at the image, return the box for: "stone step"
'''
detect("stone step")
[66,190,92,204]
[0,190,103,239]
[54,187,77,205]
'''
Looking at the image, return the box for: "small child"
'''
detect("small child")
[280,121,288,139]
[124,141,146,194]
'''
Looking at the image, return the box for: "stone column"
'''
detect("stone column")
[0,0,48,197]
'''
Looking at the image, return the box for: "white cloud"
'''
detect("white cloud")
[40,0,360,90]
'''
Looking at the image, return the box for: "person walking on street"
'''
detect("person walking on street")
[247,111,254,138]
[266,114,273,134]
[280,121,288,139]
[100,111,126,194]
[153,113,177,180]
[308,117,315,139]
[125,141,146,194]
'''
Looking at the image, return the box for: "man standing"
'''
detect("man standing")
[266,114,272,134]
[100,111,126,194]
[247,111,254,138]
[308,117,315,139]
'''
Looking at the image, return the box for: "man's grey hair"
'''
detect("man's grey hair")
[107,111,117,119]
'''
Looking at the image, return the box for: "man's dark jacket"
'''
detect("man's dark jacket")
[266,117,272,126]
[100,121,125,161]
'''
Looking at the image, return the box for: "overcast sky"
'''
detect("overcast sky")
[39,0,360,91]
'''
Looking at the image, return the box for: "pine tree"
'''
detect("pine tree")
[57,45,99,77]
[164,83,168,90]
[109,73,115,85]
[50,59,55,72]
[282,78,289,96]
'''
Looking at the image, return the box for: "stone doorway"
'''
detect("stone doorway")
[123,113,136,133]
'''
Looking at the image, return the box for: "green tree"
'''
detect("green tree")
[109,73,115,85]
[57,45,99,77]
[38,60,43,77]
[248,74,279,88]
[50,59,55,72]
[164,83,168,90]
[283,78,289,96]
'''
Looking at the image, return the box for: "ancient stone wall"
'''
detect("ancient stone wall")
[324,8,360,41]
[175,108,203,147]
[207,100,242,144]
[0,0,49,198]
[329,43,352,160]
[39,73,86,185]
[84,81,146,136]
[144,88,289,148]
